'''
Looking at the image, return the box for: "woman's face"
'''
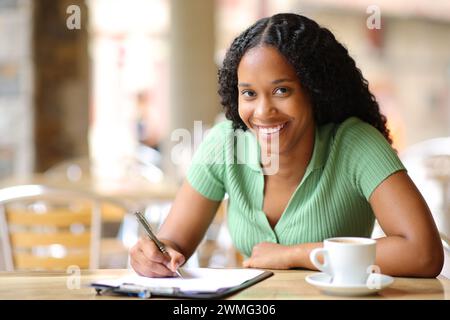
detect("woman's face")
[237,45,314,155]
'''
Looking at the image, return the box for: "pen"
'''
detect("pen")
[134,211,184,278]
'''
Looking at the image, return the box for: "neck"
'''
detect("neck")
[261,123,315,182]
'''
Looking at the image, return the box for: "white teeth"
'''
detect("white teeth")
[257,123,285,134]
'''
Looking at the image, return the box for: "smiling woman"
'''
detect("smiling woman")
[237,45,315,169]
[129,13,444,279]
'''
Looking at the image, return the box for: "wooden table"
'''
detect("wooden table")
[0,174,179,226]
[0,174,179,204]
[0,269,448,300]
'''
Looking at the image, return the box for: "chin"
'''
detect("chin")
[258,139,289,155]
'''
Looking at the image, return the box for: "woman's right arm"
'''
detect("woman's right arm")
[130,180,221,277]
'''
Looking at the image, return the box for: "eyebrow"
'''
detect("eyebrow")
[237,78,295,87]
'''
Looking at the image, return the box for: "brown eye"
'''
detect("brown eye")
[241,90,256,98]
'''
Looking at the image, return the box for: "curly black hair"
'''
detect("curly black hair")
[218,13,392,145]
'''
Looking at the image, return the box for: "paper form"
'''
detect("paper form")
[92,268,266,293]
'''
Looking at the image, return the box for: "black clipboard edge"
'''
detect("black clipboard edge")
[158,270,274,299]
[92,270,274,299]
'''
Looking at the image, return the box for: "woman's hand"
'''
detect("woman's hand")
[243,242,295,269]
[130,236,185,277]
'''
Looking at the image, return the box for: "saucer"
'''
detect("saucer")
[305,273,394,297]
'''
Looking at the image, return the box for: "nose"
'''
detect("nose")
[254,96,277,118]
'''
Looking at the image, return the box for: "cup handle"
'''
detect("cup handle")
[310,248,331,274]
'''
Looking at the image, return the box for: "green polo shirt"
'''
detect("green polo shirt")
[187,117,405,257]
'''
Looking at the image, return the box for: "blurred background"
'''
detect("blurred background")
[0,0,449,273]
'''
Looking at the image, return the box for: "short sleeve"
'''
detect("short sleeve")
[186,121,228,201]
[338,118,406,200]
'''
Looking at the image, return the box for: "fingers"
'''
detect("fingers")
[129,237,186,277]
[131,256,173,277]
[165,247,186,272]
[139,237,170,264]
[242,242,271,268]
[135,247,174,276]
[129,237,173,277]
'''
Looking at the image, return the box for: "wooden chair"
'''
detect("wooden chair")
[0,184,132,271]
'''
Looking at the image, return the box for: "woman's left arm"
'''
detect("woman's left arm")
[365,170,443,277]
[244,171,444,277]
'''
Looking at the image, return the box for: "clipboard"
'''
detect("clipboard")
[91,270,273,299]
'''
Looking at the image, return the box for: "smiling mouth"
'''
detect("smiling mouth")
[254,122,288,135]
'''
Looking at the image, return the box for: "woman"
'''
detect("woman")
[130,13,443,278]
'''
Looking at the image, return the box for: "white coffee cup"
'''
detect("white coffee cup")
[309,237,377,286]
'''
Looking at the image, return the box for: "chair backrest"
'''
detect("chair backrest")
[0,184,130,271]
